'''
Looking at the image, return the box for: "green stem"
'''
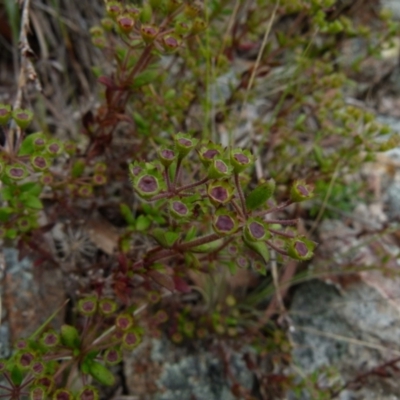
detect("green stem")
[178,232,220,251]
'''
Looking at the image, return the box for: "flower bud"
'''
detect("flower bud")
[33,376,54,393]
[140,3,153,23]
[162,34,181,52]
[92,36,106,48]
[101,18,114,31]
[167,0,183,14]
[40,173,53,185]
[89,26,103,37]
[184,2,203,18]
[92,174,107,186]
[286,237,315,261]
[104,348,122,365]
[77,386,99,400]
[140,25,159,43]
[78,296,97,316]
[191,17,207,34]
[12,108,33,129]
[17,217,32,232]
[207,181,234,205]
[171,332,183,343]
[33,136,46,150]
[212,212,237,236]
[106,1,123,19]
[0,104,11,125]
[290,180,314,202]
[117,14,135,34]
[6,164,27,180]
[175,20,192,36]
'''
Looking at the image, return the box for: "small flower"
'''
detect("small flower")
[12,108,33,129]
[40,173,53,185]
[126,6,140,20]
[0,104,11,125]
[158,147,176,167]
[77,386,99,400]
[106,1,123,19]
[286,237,315,261]
[175,20,192,36]
[115,313,134,331]
[78,296,97,316]
[92,174,107,186]
[174,132,199,159]
[46,140,62,156]
[243,218,270,242]
[290,180,314,203]
[162,34,181,52]
[198,143,223,167]
[134,173,162,199]
[40,330,60,348]
[53,389,74,400]
[31,361,45,376]
[122,330,141,350]
[30,385,47,400]
[17,351,35,369]
[63,141,77,155]
[104,348,122,365]
[207,181,234,205]
[101,18,114,31]
[78,185,93,197]
[6,164,27,180]
[169,199,191,218]
[207,158,232,179]
[31,155,49,171]
[166,0,183,14]
[212,212,238,236]
[191,17,207,34]
[99,298,117,315]
[230,148,254,173]
[140,25,159,42]
[117,14,135,34]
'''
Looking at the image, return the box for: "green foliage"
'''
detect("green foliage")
[0,0,399,398]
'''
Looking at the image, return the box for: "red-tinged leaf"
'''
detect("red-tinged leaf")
[98,75,118,89]
[117,253,129,272]
[148,270,174,291]
[173,276,191,293]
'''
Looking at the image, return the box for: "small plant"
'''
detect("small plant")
[1,0,400,398]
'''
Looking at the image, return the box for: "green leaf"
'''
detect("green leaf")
[6,228,17,239]
[131,68,159,88]
[60,324,81,349]
[18,132,44,156]
[10,365,23,386]
[135,215,151,231]
[243,238,270,264]
[164,231,180,247]
[19,182,42,196]
[245,179,275,211]
[88,361,116,386]
[0,207,13,222]
[190,238,224,253]
[184,226,197,242]
[20,193,43,209]
[120,203,136,226]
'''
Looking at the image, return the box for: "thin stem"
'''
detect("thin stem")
[234,173,247,215]
[178,233,220,251]
[266,240,288,256]
[265,218,298,225]
[268,228,295,239]
[253,200,293,217]
[165,166,172,192]
[176,176,209,193]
